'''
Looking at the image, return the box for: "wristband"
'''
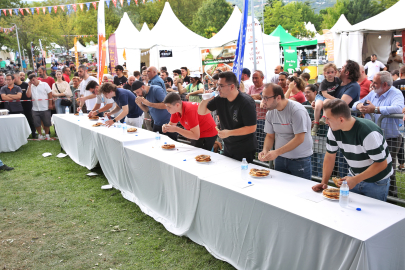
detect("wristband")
[113,119,117,123]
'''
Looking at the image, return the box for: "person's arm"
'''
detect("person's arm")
[353,92,370,111]
[289,96,297,101]
[341,94,353,105]
[26,82,32,98]
[135,97,149,113]
[187,85,205,96]
[141,98,167,110]
[105,105,128,127]
[47,92,54,110]
[341,159,388,189]
[312,152,337,191]
[178,82,187,95]
[263,133,306,161]
[258,133,275,161]
[321,90,335,100]
[79,94,96,108]
[0,93,13,101]
[198,97,214,115]
[285,83,294,99]
[378,92,404,115]
[10,92,22,100]
[164,123,201,140]
[218,125,256,139]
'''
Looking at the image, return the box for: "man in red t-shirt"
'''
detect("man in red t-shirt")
[62,67,71,83]
[358,64,372,99]
[38,67,55,89]
[162,92,218,150]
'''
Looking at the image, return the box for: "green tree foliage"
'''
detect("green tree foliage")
[191,0,233,38]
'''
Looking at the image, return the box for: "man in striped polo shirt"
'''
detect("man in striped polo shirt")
[312,99,392,201]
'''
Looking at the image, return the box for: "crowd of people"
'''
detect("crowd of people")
[2,56,405,202]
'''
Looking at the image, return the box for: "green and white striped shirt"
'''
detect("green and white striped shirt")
[326,117,393,183]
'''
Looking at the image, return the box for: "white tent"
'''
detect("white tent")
[69,41,86,52]
[114,12,142,73]
[140,22,150,35]
[330,14,352,33]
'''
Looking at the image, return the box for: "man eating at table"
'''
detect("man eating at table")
[85,81,122,119]
[99,82,144,128]
[312,99,392,201]
[198,71,257,163]
[162,92,218,150]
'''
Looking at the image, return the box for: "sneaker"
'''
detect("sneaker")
[42,129,45,135]
[32,133,37,139]
[311,123,319,136]
[397,164,405,171]
[38,134,45,140]
[319,116,327,125]
[45,134,51,140]
[0,164,14,171]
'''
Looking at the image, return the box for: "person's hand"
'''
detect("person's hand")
[288,81,295,90]
[312,183,328,192]
[358,101,375,114]
[77,107,82,112]
[135,96,143,106]
[205,89,213,93]
[49,103,54,110]
[311,101,315,109]
[258,150,268,161]
[341,176,357,189]
[185,94,190,100]
[78,96,86,104]
[218,129,231,139]
[104,112,111,118]
[251,94,262,100]
[163,124,177,133]
[260,150,279,161]
[88,111,96,118]
[105,120,114,127]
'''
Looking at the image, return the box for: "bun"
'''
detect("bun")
[162,144,175,149]
[195,155,211,162]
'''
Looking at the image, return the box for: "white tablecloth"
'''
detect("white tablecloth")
[0,114,30,152]
[55,114,405,270]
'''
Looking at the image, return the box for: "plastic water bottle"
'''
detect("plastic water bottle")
[155,131,161,147]
[79,108,83,117]
[65,106,69,114]
[241,158,249,181]
[339,181,349,208]
[399,124,405,136]
[122,122,127,134]
[117,121,122,130]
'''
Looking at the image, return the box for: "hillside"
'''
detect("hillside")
[226,0,336,13]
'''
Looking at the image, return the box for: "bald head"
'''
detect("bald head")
[128,75,136,86]
[358,64,367,82]
[147,66,158,80]
[274,65,283,74]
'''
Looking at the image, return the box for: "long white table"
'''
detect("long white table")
[53,114,405,270]
[0,114,30,152]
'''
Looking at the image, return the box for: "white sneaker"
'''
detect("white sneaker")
[42,130,45,135]
[38,135,45,140]
[45,134,51,140]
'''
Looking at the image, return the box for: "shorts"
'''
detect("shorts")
[32,110,51,127]
[315,94,326,102]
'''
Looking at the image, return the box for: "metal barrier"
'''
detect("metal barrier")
[253,101,405,204]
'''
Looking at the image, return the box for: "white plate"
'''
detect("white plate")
[195,160,212,164]
[89,118,99,121]
[249,174,271,178]
[322,194,339,201]
[101,184,113,190]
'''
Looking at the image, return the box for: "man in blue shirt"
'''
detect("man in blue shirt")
[147,66,166,90]
[352,71,404,198]
[99,83,144,128]
[132,81,177,141]
[333,60,361,108]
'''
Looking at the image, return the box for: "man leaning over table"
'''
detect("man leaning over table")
[0,73,23,114]
[198,71,257,163]
[312,99,393,201]
[99,82,144,128]
[258,83,313,180]
[26,74,54,140]
[352,71,404,198]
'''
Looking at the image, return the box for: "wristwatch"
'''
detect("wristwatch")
[96,110,99,114]
[113,119,117,123]
[374,107,379,114]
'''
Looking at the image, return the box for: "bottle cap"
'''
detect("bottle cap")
[164,142,167,144]
[248,181,252,184]
[356,208,361,211]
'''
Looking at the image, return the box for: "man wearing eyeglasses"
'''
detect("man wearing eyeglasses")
[198,71,257,163]
[259,83,313,179]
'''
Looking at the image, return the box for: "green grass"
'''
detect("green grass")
[0,139,235,269]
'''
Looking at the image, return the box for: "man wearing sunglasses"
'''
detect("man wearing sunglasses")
[259,83,313,179]
[198,71,257,163]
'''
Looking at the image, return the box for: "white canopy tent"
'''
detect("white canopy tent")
[139,23,152,68]
[69,41,87,52]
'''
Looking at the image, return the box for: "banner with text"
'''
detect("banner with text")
[323,29,334,62]
[283,45,297,73]
[108,33,118,76]
[201,45,236,77]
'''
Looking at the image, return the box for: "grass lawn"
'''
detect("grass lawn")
[0,138,235,269]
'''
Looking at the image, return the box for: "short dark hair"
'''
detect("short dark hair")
[218,71,238,89]
[27,70,35,77]
[345,60,360,82]
[212,73,220,80]
[293,70,302,77]
[74,72,79,76]
[162,71,168,76]
[371,54,377,57]
[288,76,306,91]
[99,82,117,94]
[305,84,318,93]
[132,81,144,91]
[323,99,351,120]
[115,65,124,71]
[265,83,285,99]
[62,67,69,73]
[6,73,14,80]
[78,65,87,71]
[133,71,141,77]
[279,72,289,78]
[28,74,37,80]
[86,80,99,90]
[400,66,405,75]
[173,69,181,75]
[391,69,399,77]
[301,73,310,81]
[163,92,182,105]
[181,67,188,72]
[160,66,167,71]
[242,68,251,77]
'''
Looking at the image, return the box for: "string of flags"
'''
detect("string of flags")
[0,25,15,34]
[141,50,150,56]
[61,35,95,38]
[0,0,160,16]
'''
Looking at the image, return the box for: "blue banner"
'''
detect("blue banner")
[232,0,249,82]
[106,0,110,8]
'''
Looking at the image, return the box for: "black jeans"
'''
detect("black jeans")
[223,147,256,163]
[398,137,404,165]
[22,106,36,136]
[191,135,217,151]
[153,124,178,141]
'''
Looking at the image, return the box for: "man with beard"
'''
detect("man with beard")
[14,73,36,138]
[364,54,386,81]
[258,83,313,179]
[37,67,55,89]
[277,72,289,94]
[0,74,5,109]
[77,65,97,113]
[123,75,136,90]
[352,71,404,198]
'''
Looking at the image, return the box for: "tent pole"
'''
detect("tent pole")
[316,44,319,76]
[251,0,257,71]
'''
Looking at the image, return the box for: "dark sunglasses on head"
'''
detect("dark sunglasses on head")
[279,72,289,77]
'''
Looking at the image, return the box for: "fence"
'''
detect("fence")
[252,100,405,204]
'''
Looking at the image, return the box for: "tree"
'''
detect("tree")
[320,0,349,29]
[296,1,323,32]
[191,0,233,38]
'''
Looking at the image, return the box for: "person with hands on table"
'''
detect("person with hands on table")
[312,99,393,201]
[198,71,257,163]
[99,83,144,128]
[85,80,122,119]
[132,81,176,140]
[258,83,313,179]
[163,92,218,150]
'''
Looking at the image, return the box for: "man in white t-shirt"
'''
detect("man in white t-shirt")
[387,50,402,71]
[77,65,97,112]
[86,80,122,119]
[270,65,284,84]
[26,74,53,140]
[364,54,387,81]
[241,68,253,91]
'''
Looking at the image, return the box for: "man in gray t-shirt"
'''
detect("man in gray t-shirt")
[259,83,313,180]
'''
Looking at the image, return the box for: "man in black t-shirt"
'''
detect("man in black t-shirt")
[393,66,405,99]
[14,73,36,138]
[198,71,257,163]
[160,71,173,87]
[181,67,190,85]
[113,65,128,87]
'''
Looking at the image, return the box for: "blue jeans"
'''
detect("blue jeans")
[274,156,312,180]
[312,152,325,177]
[0,159,3,167]
[350,177,390,202]
[55,99,68,114]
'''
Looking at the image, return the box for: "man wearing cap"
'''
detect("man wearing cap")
[147,66,166,90]
[180,72,204,103]
[241,68,253,90]
[99,82,144,128]
[113,65,128,87]
[132,81,176,140]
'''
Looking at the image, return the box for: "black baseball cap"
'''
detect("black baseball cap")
[132,81,144,91]
[242,68,251,77]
